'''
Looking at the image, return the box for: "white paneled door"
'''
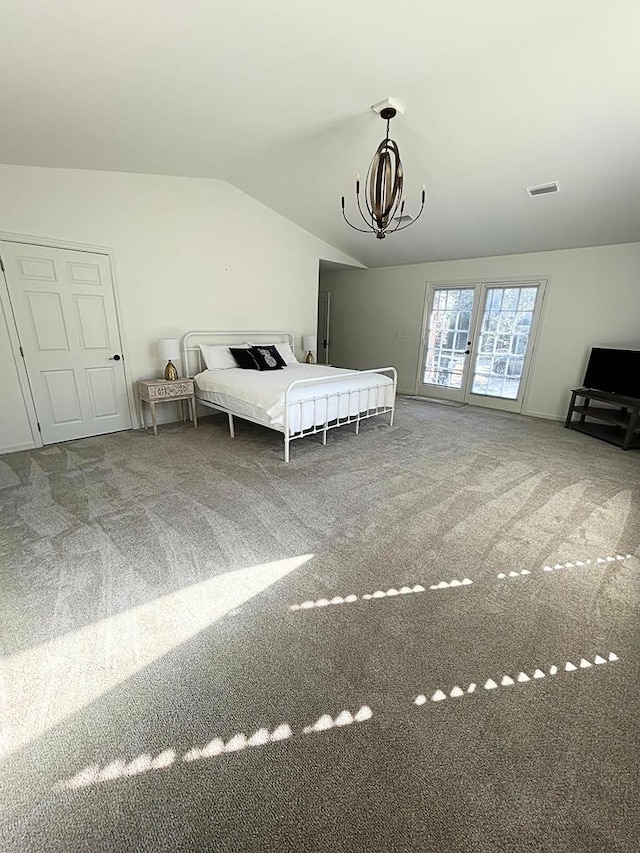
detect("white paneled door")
[1,242,131,443]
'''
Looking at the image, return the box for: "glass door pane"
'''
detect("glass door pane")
[419,286,476,402]
[469,284,540,409]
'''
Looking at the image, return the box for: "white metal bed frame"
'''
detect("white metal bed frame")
[181,330,397,462]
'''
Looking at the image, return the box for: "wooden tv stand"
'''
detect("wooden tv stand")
[565,387,640,450]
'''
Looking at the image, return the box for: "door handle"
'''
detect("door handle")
[109,354,121,361]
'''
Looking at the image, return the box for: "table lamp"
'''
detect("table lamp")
[303,335,317,364]
[158,338,180,380]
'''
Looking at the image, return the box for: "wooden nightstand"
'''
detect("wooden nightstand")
[137,378,197,436]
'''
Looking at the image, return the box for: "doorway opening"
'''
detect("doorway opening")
[317,290,330,365]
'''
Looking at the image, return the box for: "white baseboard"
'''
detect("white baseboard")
[404,394,465,408]
[0,441,37,455]
[522,409,564,421]
[400,397,566,422]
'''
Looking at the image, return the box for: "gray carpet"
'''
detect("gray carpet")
[1,398,639,852]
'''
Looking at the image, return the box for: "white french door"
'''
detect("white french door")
[417,280,546,413]
[1,241,132,443]
[418,285,477,404]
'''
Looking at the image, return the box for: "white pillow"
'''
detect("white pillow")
[249,341,298,365]
[199,343,248,370]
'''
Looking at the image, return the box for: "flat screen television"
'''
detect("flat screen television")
[583,347,640,399]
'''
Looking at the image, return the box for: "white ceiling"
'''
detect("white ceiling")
[2,1,640,267]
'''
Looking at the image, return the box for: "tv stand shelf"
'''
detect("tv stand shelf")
[565,387,640,450]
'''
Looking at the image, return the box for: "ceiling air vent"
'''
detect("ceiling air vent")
[526,181,559,197]
[393,214,414,224]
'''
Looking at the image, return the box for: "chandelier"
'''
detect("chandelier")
[341,105,425,240]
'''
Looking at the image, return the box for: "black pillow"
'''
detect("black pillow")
[230,347,259,370]
[250,345,286,371]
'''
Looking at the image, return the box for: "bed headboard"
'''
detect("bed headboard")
[181,330,296,376]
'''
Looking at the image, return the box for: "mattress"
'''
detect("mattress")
[194,364,394,433]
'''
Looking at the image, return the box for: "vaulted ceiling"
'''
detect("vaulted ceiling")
[2,1,639,267]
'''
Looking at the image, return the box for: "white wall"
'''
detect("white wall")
[0,296,37,453]
[320,243,640,418]
[0,164,359,453]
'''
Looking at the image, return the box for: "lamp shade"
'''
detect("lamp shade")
[302,335,317,353]
[158,338,180,362]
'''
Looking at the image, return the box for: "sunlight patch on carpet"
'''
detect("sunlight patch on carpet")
[287,550,637,615]
[0,554,314,759]
[302,705,372,734]
[541,553,632,573]
[52,646,623,793]
[429,578,473,589]
[53,705,373,791]
[287,578,477,612]
[414,651,620,706]
[497,553,633,580]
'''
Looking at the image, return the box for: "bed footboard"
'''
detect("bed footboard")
[283,367,397,462]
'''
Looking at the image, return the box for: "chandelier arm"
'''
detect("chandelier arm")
[341,207,376,234]
[344,184,373,230]
[343,193,374,233]
[355,186,373,229]
[387,198,426,232]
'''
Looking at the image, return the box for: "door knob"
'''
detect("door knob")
[464,349,471,355]
[109,354,121,361]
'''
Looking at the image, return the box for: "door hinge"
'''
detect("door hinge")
[0,255,4,273]
[37,422,41,433]
[19,345,24,358]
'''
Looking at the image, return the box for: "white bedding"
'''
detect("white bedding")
[194,364,394,433]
